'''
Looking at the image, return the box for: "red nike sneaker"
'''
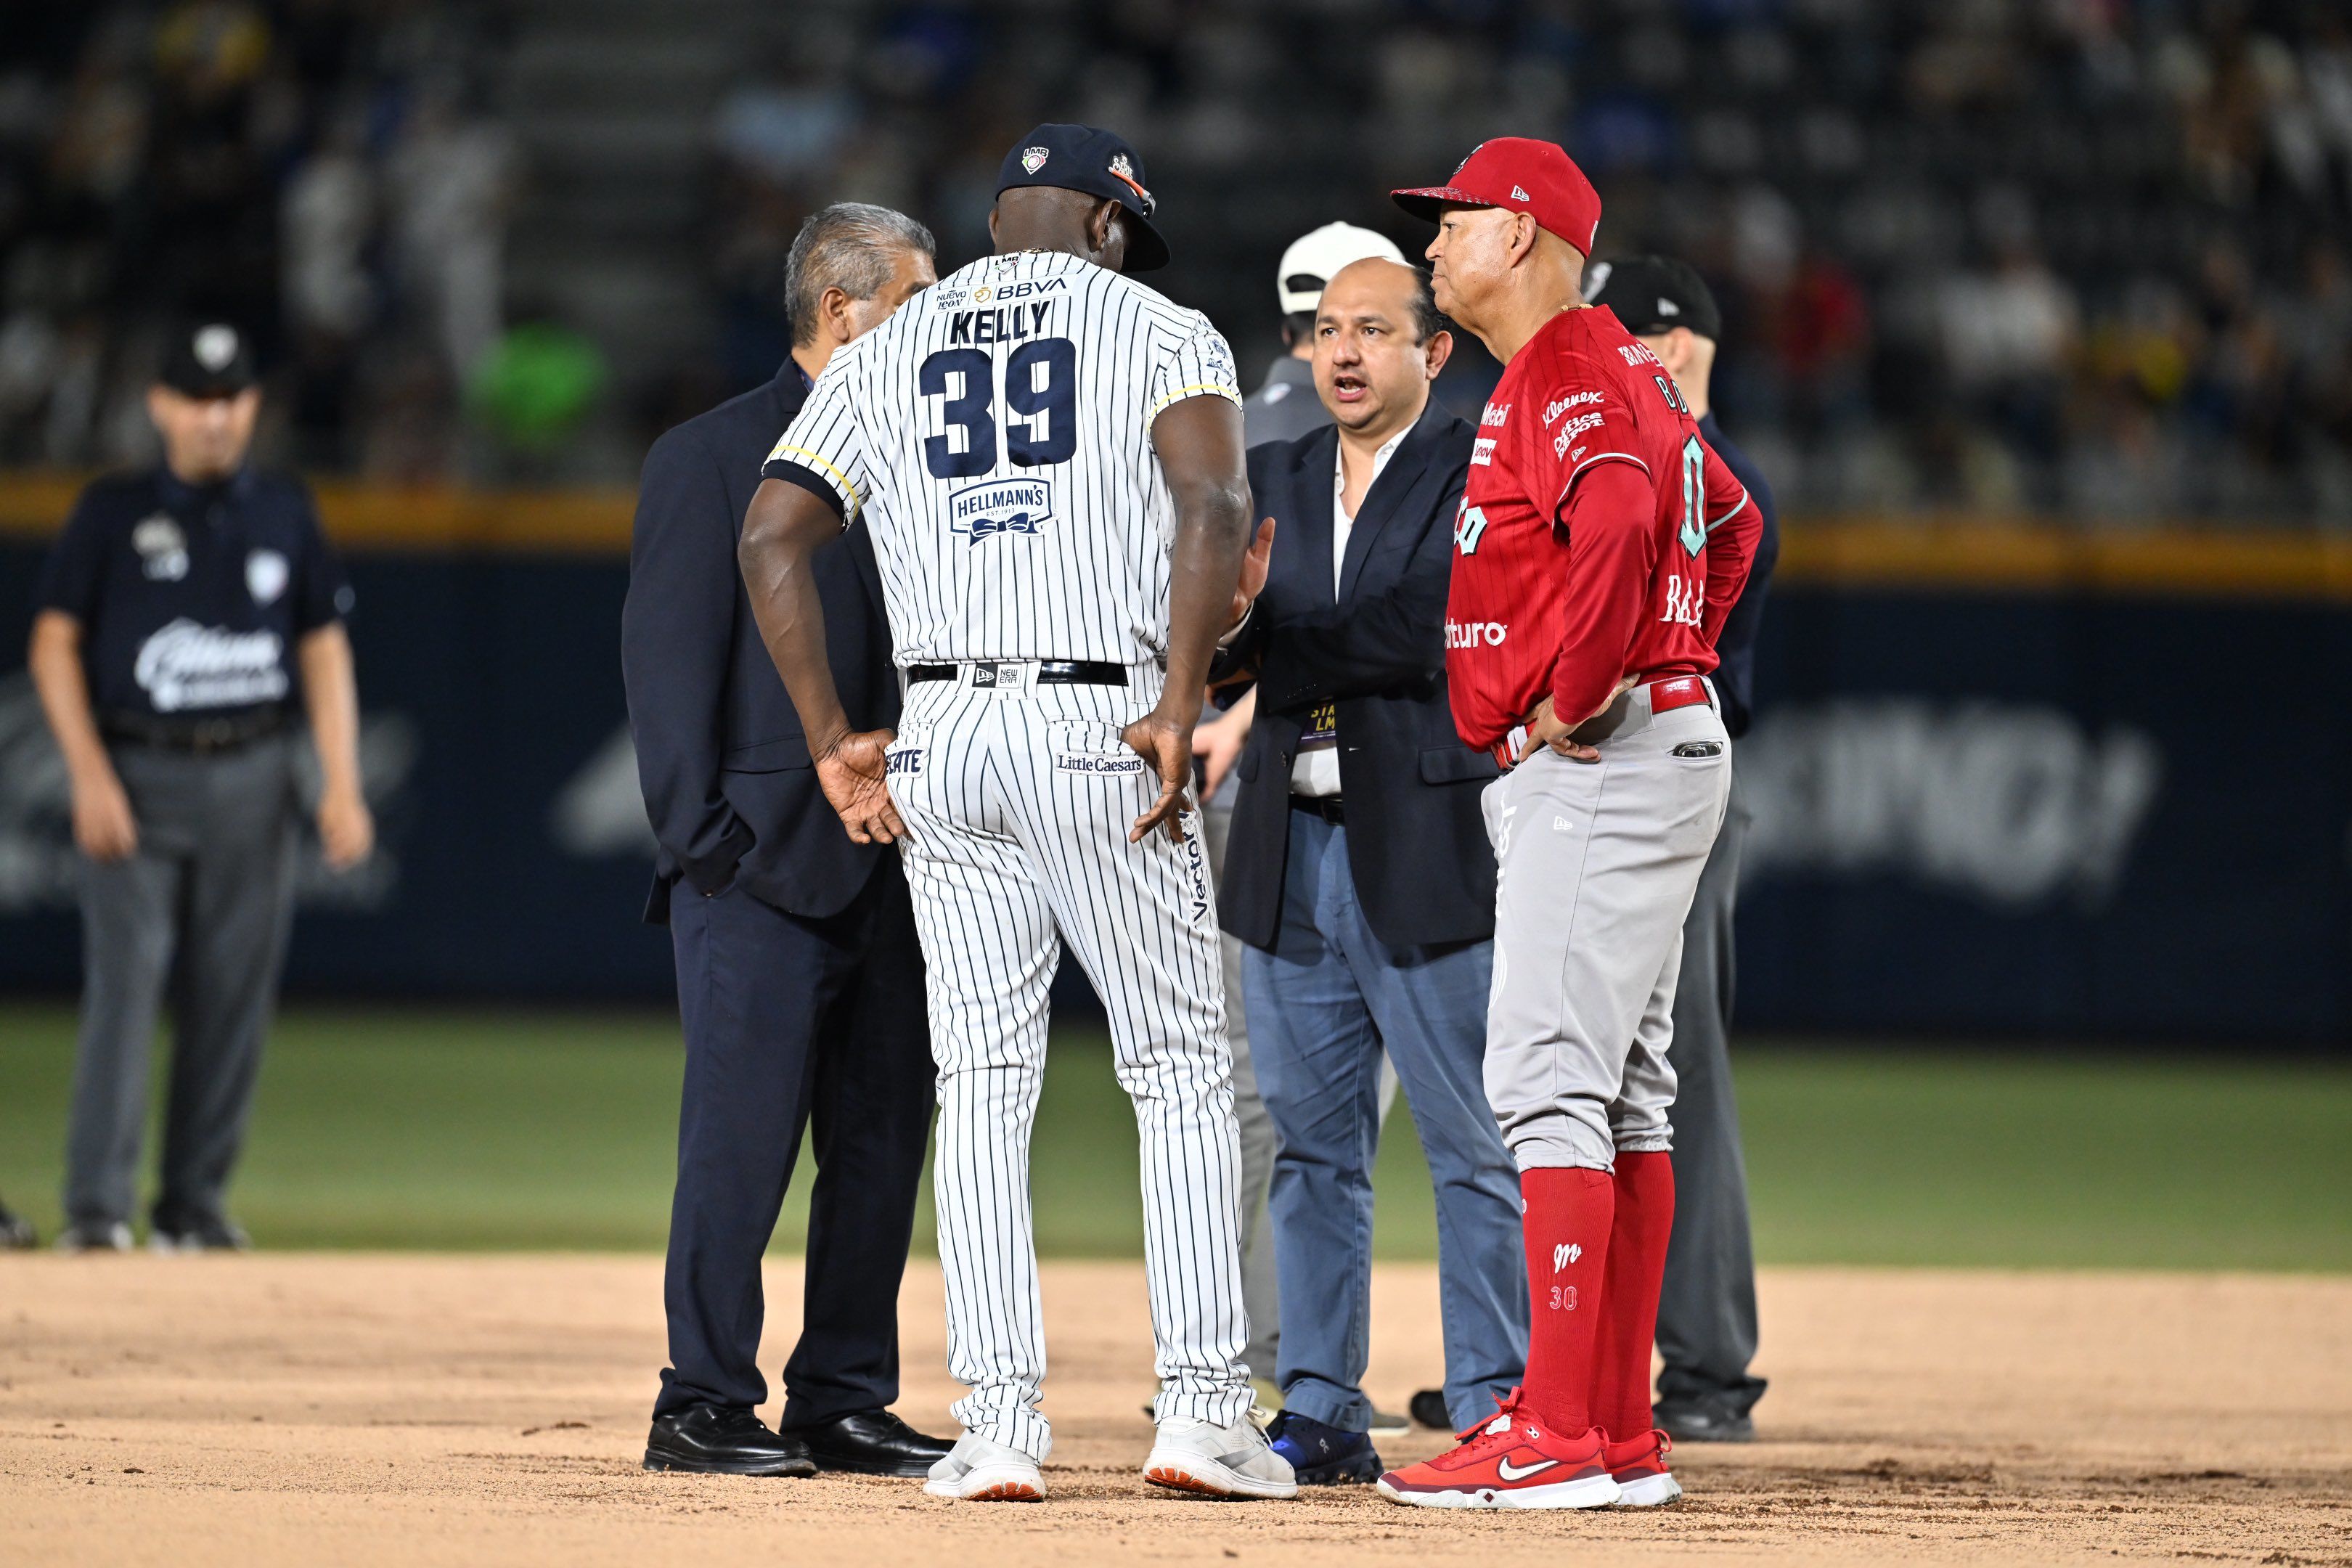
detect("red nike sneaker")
[1605,1428,1681,1507]
[1374,1392,1620,1511]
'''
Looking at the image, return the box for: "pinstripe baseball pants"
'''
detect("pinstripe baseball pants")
[886,663,1252,1461]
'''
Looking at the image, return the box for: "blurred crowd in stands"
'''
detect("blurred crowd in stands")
[0,1,514,478]
[6,0,2351,526]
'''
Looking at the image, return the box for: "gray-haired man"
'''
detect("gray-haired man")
[623,202,949,1479]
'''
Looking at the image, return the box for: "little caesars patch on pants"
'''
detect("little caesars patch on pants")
[1480,680,1733,1172]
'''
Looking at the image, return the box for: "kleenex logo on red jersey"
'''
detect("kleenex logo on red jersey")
[1543,391,1604,425]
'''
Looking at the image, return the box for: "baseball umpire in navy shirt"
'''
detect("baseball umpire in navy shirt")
[28,321,371,1254]
[621,203,951,1480]
[1587,256,1781,1443]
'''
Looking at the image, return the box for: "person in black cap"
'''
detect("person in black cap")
[26,319,372,1254]
[1585,255,1780,1442]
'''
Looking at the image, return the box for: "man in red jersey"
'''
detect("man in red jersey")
[1372,139,1762,1512]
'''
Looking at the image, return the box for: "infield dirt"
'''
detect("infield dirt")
[1,1255,2344,1566]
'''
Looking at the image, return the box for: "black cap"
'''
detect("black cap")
[1585,256,1722,341]
[996,123,1171,273]
[158,321,258,397]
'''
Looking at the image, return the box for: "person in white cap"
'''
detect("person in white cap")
[1242,222,1408,448]
[1204,219,1410,1432]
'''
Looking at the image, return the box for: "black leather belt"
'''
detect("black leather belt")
[1290,795,1345,825]
[102,709,285,754]
[907,660,1128,686]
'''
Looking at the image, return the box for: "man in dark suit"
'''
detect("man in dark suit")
[621,203,950,1479]
[1212,258,1526,1485]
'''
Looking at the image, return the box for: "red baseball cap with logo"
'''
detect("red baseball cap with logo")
[1392,138,1603,256]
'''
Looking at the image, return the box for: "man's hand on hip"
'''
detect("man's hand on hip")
[1515,675,1640,764]
[814,729,906,845]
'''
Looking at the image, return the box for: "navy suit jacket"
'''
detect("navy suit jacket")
[621,364,899,923]
[1212,403,1500,953]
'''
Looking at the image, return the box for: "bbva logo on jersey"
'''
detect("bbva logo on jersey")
[949,478,1053,545]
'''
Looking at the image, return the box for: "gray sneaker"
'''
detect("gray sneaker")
[0,1202,34,1249]
[56,1221,131,1253]
[1144,1416,1299,1500]
[921,1432,1045,1501]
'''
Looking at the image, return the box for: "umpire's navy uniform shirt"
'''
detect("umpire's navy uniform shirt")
[1696,412,1778,738]
[36,467,351,722]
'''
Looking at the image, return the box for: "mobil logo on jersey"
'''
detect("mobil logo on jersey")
[949,478,1053,544]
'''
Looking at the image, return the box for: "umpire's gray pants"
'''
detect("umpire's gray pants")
[1654,769,1768,1418]
[64,738,301,1230]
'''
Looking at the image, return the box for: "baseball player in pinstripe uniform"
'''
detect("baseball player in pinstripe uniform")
[738,123,1294,1504]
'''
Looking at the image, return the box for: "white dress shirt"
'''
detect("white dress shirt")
[1291,425,1408,799]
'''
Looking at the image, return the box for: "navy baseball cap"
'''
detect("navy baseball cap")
[996,123,1171,273]
[1585,256,1723,341]
[158,320,258,397]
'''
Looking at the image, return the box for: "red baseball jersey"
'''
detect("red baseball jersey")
[1444,305,1762,754]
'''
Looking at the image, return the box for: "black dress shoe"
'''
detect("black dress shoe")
[1654,1402,1756,1443]
[1409,1389,1452,1431]
[645,1405,818,1476]
[790,1409,954,1478]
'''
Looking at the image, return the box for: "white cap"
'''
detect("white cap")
[1277,221,1408,316]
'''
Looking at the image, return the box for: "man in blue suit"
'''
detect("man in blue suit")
[621,203,950,1479]
[1212,258,1527,1484]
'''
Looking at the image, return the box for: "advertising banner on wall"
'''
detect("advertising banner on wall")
[1,536,2345,1042]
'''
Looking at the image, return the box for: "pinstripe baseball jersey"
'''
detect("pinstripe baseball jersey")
[763,248,1242,666]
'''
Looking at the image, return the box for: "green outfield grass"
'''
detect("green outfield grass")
[0,1004,2345,1269]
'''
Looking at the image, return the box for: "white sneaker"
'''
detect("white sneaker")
[1144,1417,1299,1500]
[921,1432,1045,1502]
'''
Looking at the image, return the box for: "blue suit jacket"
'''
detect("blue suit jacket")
[621,364,899,923]
[1212,403,1500,952]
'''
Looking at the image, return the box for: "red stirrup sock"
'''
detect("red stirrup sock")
[1517,1165,1615,1434]
[1591,1149,1677,1442]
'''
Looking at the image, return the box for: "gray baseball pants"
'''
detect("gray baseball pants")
[1480,684,1731,1172]
[64,736,301,1231]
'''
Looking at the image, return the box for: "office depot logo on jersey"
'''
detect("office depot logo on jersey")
[1446,619,1508,648]
[1553,410,1606,458]
[949,478,1053,544]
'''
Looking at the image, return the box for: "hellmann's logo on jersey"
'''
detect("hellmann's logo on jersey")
[949,478,1053,544]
